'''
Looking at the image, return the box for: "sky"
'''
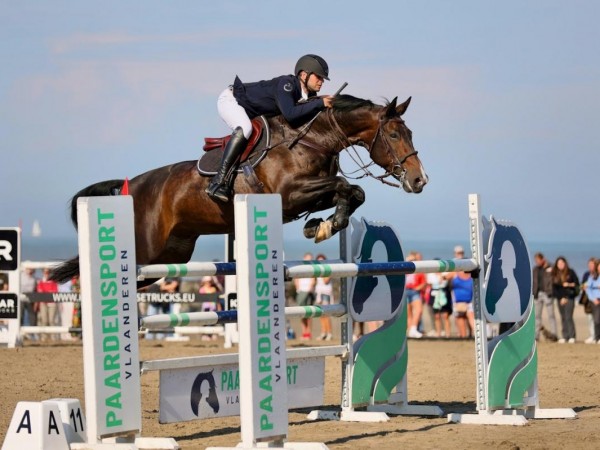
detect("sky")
[1,1,599,252]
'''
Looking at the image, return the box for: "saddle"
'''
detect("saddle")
[197,116,271,177]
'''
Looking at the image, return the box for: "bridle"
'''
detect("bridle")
[326,108,419,188]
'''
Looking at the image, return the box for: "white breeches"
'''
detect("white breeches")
[217,87,253,139]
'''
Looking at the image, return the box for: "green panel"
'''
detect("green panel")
[487,304,535,409]
[507,347,537,408]
[372,347,408,403]
[351,303,407,406]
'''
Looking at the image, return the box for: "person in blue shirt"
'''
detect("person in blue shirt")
[584,258,600,343]
[205,54,334,202]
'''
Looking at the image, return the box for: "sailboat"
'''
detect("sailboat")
[32,220,42,238]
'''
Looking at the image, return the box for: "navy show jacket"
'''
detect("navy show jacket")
[232,75,326,127]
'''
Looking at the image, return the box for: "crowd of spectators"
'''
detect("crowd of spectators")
[6,248,597,344]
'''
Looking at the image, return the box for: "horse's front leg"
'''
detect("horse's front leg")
[307,184,365,242]
[330,184,365,230]
[287,177,362,243]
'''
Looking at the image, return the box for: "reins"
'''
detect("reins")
[326,109,419,188]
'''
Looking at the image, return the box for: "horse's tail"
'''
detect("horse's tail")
[67,179,125,228]
[50,179,125,284]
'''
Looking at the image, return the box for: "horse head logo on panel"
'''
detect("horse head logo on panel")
[483,217,532,323]
[350,217,404,322]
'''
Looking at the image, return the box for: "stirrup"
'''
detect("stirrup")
[209,185,231,202]
[205,177,232,202]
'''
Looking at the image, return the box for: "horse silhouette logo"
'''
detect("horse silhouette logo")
[350,217,404,322]
[483,217,531,323]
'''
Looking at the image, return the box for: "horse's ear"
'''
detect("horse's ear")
[396,96,412,116]
[384,97,398,118]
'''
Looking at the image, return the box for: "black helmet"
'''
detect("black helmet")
[295,54,329,80]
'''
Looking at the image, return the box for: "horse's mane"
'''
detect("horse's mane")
[332,94,377,112]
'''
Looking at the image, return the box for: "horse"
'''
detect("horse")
[50,94,428,285]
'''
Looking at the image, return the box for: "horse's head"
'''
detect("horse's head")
[369,97,428,193]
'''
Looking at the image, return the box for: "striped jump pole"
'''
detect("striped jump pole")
[137,261,236,280]
[141,304,348,329]
[286,258,478,279]
[136,259,343,280]
[137,258,477,281]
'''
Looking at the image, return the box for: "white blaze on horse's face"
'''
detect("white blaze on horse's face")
[402,157,428,193]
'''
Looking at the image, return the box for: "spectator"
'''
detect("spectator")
[145,277,179,341]
[179,275,202,313]
[532,252,558,342]
[294,252,316,340]
[0,273,8,291]
[417,252,436,336]
[71,276,81,337]
[139,283,159,339]
[58,277,74,341]
[450,270,474,338]
[36,268,59,341]
[428,269,452,338]
[405,251,426,338]
[552,256,580,344]
[314,253,333,341]
[199,276,220,341]
[20,268,38,330]
[581,258,598,344]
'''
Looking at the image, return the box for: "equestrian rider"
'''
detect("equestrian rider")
[205,54,334,202]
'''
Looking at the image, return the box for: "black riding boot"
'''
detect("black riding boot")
[205,127,248,202]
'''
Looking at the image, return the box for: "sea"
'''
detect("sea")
[19,235,599,279]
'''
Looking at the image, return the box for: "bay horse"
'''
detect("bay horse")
[50,94,428,285]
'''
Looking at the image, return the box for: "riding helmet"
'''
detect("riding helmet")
[295,54,330,80]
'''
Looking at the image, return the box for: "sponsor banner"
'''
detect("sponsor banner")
[158,357,325,423]
[0,293,18,319]
[0,229,19,271]
[23,292,217,303]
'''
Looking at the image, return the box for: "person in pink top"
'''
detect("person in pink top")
[36,268,59,340]
[405,251,426,338]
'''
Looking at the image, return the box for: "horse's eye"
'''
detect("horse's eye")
[389,132,399,139]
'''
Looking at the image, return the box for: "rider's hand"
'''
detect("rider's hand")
[322,95,334,108]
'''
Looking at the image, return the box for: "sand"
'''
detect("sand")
[1,309,599,450]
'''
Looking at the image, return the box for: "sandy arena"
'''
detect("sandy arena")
[1,309,599,450]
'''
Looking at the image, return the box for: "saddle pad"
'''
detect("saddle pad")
[197,117,271,176]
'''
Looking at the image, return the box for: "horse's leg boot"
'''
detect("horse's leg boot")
[206,127,247,202]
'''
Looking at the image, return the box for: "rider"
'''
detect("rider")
[205,54,334,202]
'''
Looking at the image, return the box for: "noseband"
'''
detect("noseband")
[369,118,419,184]
[327,109,418,187]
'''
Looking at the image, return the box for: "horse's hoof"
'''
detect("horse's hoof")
[303,218,323,239]
[315,220,333,243]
